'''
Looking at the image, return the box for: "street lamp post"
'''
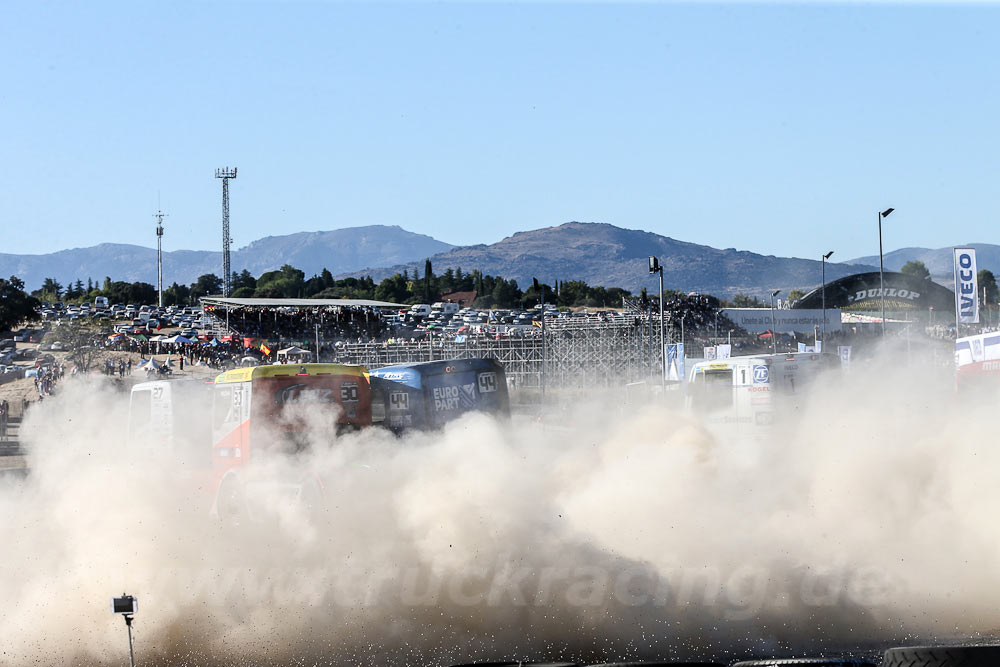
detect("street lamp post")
[770,289,781,354]
[533,278,546,397]
[878,207,895,336]
[649,257,665,388]
[822,250,834,344]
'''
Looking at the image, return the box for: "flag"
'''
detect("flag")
[954,248,980,324]
[261,343,272,356]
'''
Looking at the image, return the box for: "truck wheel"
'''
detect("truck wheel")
[882,646,1000,667]
[216,477,245,526]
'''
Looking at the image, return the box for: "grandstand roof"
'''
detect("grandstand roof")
[792,271,954,311]
[199,297,404,309]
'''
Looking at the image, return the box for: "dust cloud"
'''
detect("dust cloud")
[0,356,996,666]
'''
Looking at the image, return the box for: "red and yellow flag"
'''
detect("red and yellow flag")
[260,343,272,356]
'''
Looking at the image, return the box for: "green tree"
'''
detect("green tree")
[303,274,326,297]
[787,289,806,304]
[491,277,522,308]
[163,282,191,306]
[190,274,223,300]
[32,277,63,302]
[104,281,134,305]
[556,280,590,307]
[128,282,157,304]
[900,260,931,280]
[255,264,305,298]
[979,269,999,307]
[320,268,334,290]
[374,273,411,304]
[422,259,437,303]
[0,276,40,332]
[728,293,767,308]
[231,269,257,293]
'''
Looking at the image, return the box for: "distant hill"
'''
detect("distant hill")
[338,222,880,299]
[849,244,1000,282]
[0,226,453,291]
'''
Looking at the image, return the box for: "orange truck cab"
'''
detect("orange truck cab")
[210,363,372,520]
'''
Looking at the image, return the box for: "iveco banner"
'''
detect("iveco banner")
[954,248,979,324]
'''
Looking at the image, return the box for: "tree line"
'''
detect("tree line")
[26,260,635,311]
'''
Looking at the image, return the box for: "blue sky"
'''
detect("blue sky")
[3,1,999,264]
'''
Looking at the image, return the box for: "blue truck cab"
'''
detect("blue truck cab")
[369,358,510,432]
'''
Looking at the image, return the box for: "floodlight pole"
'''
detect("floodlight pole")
[540,286,546,397]
[878,208,894,336]
[770,289,781,354]
[649,257,665,388]
[822,250,834,343]
[155,210,166,308]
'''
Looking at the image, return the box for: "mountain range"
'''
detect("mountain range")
[335,222,879,298]
[849,244,1000,281]
[0,226,452,293]
[6,221,991,299]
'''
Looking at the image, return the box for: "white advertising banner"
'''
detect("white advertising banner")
[721,308,841,334]
[716,344,731,359]
[954,248,980,324]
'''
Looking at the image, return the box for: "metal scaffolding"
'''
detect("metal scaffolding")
[330,309,672,391]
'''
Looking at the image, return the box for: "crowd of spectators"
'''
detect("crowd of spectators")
[33,362,64,399]
[103,335,246,370]
[663,294,741,335]
[221,306,387,345]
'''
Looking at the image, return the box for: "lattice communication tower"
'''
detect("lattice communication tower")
[215,167,238,296]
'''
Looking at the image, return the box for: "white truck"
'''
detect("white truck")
[687,352,840,440]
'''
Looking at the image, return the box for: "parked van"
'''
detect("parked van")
[431,302,460,315]
[409,304,432,318]
[94,296,109,309]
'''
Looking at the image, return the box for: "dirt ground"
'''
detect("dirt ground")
[0,340,221,415]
